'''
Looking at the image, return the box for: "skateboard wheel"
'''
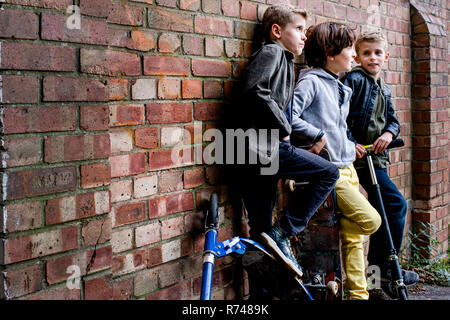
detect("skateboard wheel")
[326,281,338,296]
[285,179,295,192]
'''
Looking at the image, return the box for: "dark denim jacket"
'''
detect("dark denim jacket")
[342,69,400,144]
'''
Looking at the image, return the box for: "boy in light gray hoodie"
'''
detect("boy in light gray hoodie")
[290,22,381,300]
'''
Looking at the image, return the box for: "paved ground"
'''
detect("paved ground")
[408,283,450,300]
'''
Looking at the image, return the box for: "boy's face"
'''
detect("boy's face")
[326,45,356,74]
[272,14,307,55]
[355,41,389,78]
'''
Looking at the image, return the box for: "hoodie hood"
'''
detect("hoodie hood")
[298,67,338,82]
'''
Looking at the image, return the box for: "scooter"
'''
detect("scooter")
[363,139,408,300]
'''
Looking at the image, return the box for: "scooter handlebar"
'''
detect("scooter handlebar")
[364,139,404,151]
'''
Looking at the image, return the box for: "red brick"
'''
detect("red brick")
[192,58,230,77]
[82,218,111,247]
[107,2,143,26]
[4,0,72,10]
[148,7,193,32]
[0,9,38,39]
[222,0,240,17]
[106,78,129,101]
[110,105,145,126]
[182,35,203,55]
[146,281,191,300]
[148,192,195,218]
[240,1,257,20]
[144,56,189,76]
[204,80,223,98]
[110,153,146,178]
[194,102,224,120]
[146,103,192,124]
[84,276,113,300]
[1,75,38,104]
[148,246,163,267]
[180,0,200,11]
[5,166,77,200]
[43,76,107,102]
[2,264,42,299]
[202,0,220,13]
[158,78,181,99]
[81,49,140,76]
[194,15,233,37]
[184,167,205,189]
[148,147,194,171]
[182,80,202,99]
[44,134,110,163]
[114,202,146,227]
[46,246,112,284]
[41,13,108,45]
[80,105,110,131]
[128,29,157,51]
[135,127,159,149]
[4,201,42,233]
[81,162,111,188]
[26,287,80,300]
[3,226,78,264]
[234,20,256,40]
[112,250,146,276]
[45,191,110,225]
[156,0,177,8]
[135,222,160,247]
[205,37,223,57]
[3,137,41,168]
[80,0,110,17]
[159,170,184,193]
[113,278,132,300]
[132,79,157,100]
[0,42,75,71]
[158,33,181,53]
[161,216,184,240]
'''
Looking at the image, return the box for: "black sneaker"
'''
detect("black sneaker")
[382,269,419,287]
[260,226,303,278]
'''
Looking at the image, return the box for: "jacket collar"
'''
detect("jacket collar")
[266,40,295,61]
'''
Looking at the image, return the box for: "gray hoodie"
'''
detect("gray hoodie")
[291,68,356,168]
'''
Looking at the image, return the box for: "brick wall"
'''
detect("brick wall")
[0,0,448,300]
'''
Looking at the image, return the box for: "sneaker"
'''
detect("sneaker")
[260,226,303,278]
[382,269,419,287]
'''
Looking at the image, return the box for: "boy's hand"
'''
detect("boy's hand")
[373,132,393,154]
[309,135,326,154]
[355,144,366,159]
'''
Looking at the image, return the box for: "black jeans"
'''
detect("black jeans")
[356,167,408,271]
[239,141,339,238]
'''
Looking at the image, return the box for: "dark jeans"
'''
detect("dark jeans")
[239,141,339,238]
[356,167,407,271]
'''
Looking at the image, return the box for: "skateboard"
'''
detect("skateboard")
[284,148,343,300]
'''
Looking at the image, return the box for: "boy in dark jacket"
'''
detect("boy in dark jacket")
[342,31,418,287]
[233,4,339,277]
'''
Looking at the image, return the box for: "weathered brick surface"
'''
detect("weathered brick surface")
[0,0,446,301]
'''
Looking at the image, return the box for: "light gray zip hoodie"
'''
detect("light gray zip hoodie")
[291,68,356,168]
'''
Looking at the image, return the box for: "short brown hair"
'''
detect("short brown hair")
[262,4,308,42]
[304,22,357,68]
[355,31,387,54]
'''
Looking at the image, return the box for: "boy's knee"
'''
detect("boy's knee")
[366,210,382,235]
[325,164,340,183]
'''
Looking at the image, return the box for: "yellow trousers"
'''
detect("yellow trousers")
[335,164,381,300]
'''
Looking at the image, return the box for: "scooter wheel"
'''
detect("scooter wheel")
[397,286,408,301]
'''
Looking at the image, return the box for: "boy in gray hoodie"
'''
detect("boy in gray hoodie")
[290,22,381,300]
